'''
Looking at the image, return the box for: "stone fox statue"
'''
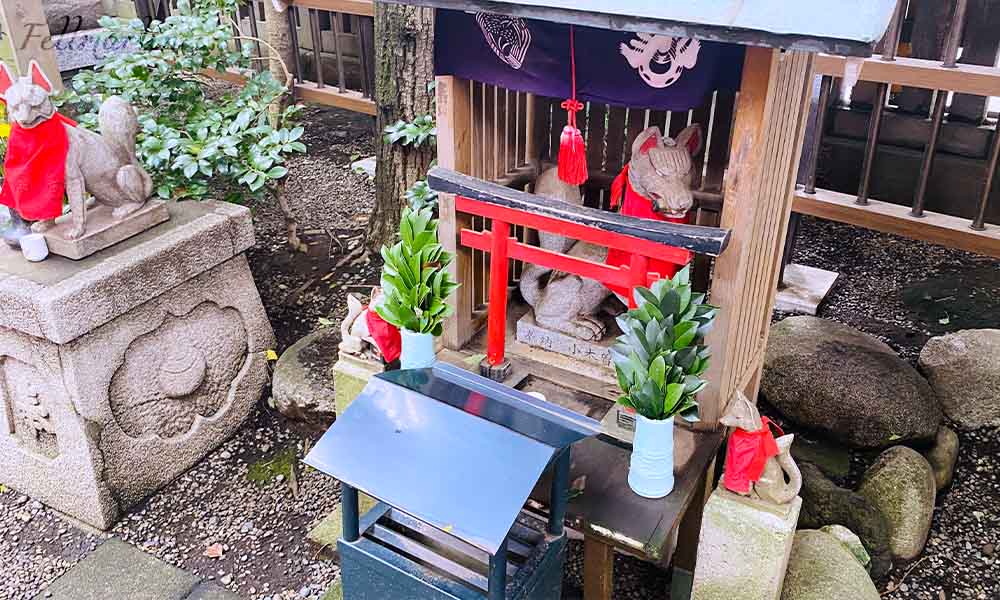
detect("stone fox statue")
[519,125,703,341]
[0,60,153,242]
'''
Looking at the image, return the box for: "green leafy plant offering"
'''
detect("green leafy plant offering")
[611,266,718,423]
[376,207,460,335]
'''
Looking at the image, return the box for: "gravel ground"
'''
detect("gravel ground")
[1,104,998,600]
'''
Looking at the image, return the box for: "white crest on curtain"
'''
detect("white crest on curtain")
[620,34,701,89]
[476,13,532,70]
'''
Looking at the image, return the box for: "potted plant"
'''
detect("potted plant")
[376,206,460,369]
[611,266,718,498]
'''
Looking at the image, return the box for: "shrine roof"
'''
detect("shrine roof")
[382,0,898,57]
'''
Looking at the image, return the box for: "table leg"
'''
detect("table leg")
[583,535,614,600]
[670,461,714,600]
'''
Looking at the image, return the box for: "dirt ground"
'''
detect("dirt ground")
[1,104,998,600]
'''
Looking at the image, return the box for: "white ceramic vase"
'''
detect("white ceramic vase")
[400,329,436,370]
[628,413,675,498]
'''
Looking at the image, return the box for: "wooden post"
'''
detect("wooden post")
[484,218,511,372]
[583,535,614,600]
[436,75,478,351]
[0,0,62,89]
[700,48,815,429]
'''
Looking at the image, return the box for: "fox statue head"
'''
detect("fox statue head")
[0,60,57,130]
[628,124,704,218]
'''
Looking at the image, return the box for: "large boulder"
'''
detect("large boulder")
[919,329,1000,429]
[763,317,941,449]
[780,530,880,600]
[798,463,893,580]
[43,0,105,33]
[923,426,959,491]
[271,328,339,428]
[857,446,937,562]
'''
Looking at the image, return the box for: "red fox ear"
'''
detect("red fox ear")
[0,62,13,99]
[29,60,53,94]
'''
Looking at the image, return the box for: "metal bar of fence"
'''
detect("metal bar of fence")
[912,0,970,218]
[308,8,325,88]
[856,0,906,206]
[247,0,264,67]
[288,8,304,84]
[804,76,834,195]
[972,127,1000,231]
[911,91,947,217]
[332,12,348,92]
[942,0,970,69]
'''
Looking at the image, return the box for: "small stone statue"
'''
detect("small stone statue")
[519,125,703,341]
[0,60,153,246]
[339,287,401,363]
[720,391,802,505]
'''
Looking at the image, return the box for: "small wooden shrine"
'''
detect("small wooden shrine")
[383,1,899,598]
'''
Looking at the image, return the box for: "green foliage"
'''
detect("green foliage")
[376,207,460,335]
[59,0,306,202]
[611,266,718,422]
[384,114,436,148]
[405,179,438,211]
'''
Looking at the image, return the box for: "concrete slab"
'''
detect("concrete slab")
[774,264,839,315]
[37,539,198,600]
[185,583,242,600]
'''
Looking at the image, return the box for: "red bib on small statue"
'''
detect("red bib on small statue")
[723,417,783,495]
[604,166,692,297]
[365,309,402,364]
[0,113,76,221]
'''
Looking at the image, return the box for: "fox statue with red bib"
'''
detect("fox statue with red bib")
[519,124,703,341]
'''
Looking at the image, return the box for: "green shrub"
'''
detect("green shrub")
[611,266,718,422]
[376,207,460,335]
[60,0,305,202]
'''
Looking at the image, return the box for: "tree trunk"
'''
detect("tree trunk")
[263,0,306,252]
[365,4,436,253]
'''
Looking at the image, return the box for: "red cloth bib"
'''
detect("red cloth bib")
[0,112,76,221]
[604,166,692,297]
[723,417,783,495]
[365,308,402,364]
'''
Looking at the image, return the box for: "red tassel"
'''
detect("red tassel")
[558,122,588,185]
[558,26,587,185]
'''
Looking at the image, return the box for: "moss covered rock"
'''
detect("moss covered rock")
[858,446,936,561]
[780,530,879,600]
[763,317,941,449]
[798,462,892,580]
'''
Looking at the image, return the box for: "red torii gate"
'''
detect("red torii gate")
[428,167,731,379]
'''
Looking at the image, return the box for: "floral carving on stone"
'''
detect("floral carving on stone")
[2,357,59,458]
[109,302,248,439]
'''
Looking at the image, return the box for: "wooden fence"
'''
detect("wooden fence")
[794,0,1000,258]
[134,0,376,115]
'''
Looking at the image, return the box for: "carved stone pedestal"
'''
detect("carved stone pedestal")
[0,201,274,529]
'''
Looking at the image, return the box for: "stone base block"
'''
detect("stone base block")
[774,264,839,315]
[691,489,802,600]
[44,200,170,261]
[0,201,273,529]
[333,353,384,417]
[515,313,613,368]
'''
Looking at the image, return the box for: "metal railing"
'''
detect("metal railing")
[794,0,1000,258]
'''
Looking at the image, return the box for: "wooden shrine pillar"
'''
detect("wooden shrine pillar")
[436,75,478,351]
[0,0,62,89]
[699,47,815,430]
